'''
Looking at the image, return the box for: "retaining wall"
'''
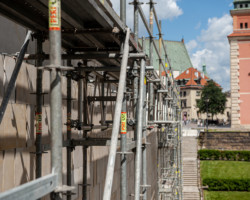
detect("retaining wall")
[199,131,250,150]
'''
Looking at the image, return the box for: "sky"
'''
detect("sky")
[110,0,234,91]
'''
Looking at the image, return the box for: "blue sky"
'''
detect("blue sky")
[161,0,233,42]
[110,0,234,91]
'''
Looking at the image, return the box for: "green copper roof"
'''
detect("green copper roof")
[139,39,193,72]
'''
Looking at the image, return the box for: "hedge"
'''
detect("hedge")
[203,178,250,191]
[198,150,250,161]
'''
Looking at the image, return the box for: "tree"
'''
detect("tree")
[197,80,227,120]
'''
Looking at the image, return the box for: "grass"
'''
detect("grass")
[204,191,250,200]
[200,161,250,180]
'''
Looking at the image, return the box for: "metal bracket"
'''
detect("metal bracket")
[117,152,134,155]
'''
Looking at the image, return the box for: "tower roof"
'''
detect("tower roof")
[233,0,250,10]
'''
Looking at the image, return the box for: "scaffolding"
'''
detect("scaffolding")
[0,0,182,199]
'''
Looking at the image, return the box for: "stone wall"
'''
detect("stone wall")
[199,131,250,150]
[0,55,159,199]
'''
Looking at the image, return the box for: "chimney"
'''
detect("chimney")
[181,38,184,43]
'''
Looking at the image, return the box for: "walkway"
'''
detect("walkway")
[182,128,200,200]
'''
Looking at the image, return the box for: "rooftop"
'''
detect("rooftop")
[175,67,210,88]
[140,39,193,72]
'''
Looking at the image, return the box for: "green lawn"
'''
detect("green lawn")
[204,191,250,200]
[201,161,250,179]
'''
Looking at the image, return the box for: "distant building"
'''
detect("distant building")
[175,67,231,123]
[141,39,193,77]
[228,0,250,129]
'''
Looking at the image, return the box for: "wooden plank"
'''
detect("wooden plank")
[3,56,16,103]
[0,55,4,102]
[0,151,3,192]
[13,104,27,148]
[15,62,28,104]
[0,104,17,150]
[3,149,15,191]
[14,149,30,187]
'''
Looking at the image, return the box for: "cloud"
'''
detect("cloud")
[186,40,198,52]
[109,0,183,36]
[187,14,233,91]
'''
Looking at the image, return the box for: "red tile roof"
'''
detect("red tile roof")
[175,67,211,87]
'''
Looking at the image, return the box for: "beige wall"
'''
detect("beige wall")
[180,88,231,123]
[0,55,158,199]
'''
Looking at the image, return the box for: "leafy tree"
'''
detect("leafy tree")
[197,80,227,120]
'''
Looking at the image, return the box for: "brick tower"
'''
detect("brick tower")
[228,0,250,128]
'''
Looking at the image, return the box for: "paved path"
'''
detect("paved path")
[182,129,200,200]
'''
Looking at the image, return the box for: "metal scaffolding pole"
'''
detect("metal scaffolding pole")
[149,0,154,121]
[35,34,43,199]
[120,96,127,200]
[83,71,88,200]
[49,0,63,199]
[134,58,146,200]
[141,37,148,200]
[133,0,139,141]
[103,28,130,200]
[120,2,127,200]
[66,58,72,200]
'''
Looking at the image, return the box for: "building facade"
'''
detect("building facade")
[175,67,231,123]
[228,0,250,129]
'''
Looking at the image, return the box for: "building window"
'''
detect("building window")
[180,92,182,97]
[183,91,186,97]
[181,100,187,108]
[240,4,243,8]
[196,91,201,96]
[245,23,248,29]
[246,4,248,8]
[240,23,243,29]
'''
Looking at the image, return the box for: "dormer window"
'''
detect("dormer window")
[240,23,243,29]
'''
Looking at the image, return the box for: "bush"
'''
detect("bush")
[203,178,250,191]
[198,150,250,161]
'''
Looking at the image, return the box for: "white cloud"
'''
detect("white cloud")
[110,0,183,36]
[186,40,198,52]
[187,14,233,91]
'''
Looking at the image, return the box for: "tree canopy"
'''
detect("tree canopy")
[197,81,227,119]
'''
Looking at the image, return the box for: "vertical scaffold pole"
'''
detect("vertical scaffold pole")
[120,0,126,24]
[120,2,127,200]
[35,34,43,187]
[66,57,72,200]
[49,0,62,198]
[134,58,146,200]
[149,0,154,121]
[120,95,127,200]
[83,69,88,200]
[103,28,130,200]
[141,37,148,200]
[133,0,139,141]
